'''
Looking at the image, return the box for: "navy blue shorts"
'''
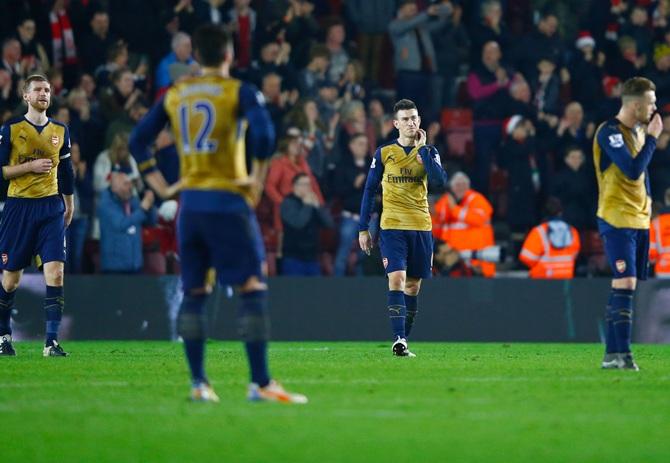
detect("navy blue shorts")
[379,229,433,279]
[598,218,649,280]
[178,209,265,291]
[0,196,66,271]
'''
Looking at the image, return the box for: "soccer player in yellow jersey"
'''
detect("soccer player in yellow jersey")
[130,25,306,403]
[359,99,447,356]
[0,74,75,357]
[593,77,663,370]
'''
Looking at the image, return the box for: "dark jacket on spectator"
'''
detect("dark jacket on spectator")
[551,166,597,230]
[569,52,604,113]
[499,138,544,230]
[332,156,370,214]
[280,193,333,261]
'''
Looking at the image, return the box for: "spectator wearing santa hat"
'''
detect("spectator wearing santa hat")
[498,115,547,244]
[569,31,605,116]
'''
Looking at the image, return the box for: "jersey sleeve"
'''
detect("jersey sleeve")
[238,82,275,160]
[129,95,169,175]
[59,125,72,160]
[57,125,74,195]
[0,123,10,167]
[596,124,657,180]
[419,145,447,187]
[359,148,384,231]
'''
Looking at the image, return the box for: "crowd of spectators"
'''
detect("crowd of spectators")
[2,0,670,278]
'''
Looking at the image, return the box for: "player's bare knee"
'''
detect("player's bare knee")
[1,277,20,293]
[240,276,267,293]
[405,279,421,295]
[387,271,406,291]
[612,277,636,291]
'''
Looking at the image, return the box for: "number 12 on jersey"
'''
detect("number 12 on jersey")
[178,100,218,155]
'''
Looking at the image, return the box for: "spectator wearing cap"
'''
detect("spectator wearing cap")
[645,44,670,107]
[154,32,194,93]
[298,44,330,98]
[569,31,605,115]
[499,115,545,242]
[467,40,515,194]
[389,0,450,122]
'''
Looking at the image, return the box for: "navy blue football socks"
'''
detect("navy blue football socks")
[388,290,406,339]
[178,294,208,385]
[404,293,418,338]
[238,290,270,387]
[0,285,15,336]
[44,285,63,346]
[604,291,617,354]
[609,288,634,354]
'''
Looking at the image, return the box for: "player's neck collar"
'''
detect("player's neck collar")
[24,113,48,127]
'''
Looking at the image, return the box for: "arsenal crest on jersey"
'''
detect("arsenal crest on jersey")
[615,259,626,273]
[51,134,59,146]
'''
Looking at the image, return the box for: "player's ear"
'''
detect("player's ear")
[393,118,400,130]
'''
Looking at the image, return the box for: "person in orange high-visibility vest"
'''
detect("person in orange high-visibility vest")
[519,197,581,278]
[649,188,670,277]
[432,172,495,276]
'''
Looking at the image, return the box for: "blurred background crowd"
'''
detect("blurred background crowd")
[2,0,670,278]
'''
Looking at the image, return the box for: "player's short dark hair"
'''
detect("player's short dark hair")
[23,74,49,93]
[292,173,309,186]
[622,77,656,99]
[193,24,230,67]
[393,99,417,117]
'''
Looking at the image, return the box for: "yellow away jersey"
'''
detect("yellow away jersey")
[594,118,654,229]
[378,142,431,231]
[163,75,250,200]
[1,117,69,199]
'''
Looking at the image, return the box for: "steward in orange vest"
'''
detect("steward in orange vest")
[650,197,670,277]
[432,172,495,277]
[519,198,581,279]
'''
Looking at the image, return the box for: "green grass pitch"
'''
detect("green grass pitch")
[2,341,669,462]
